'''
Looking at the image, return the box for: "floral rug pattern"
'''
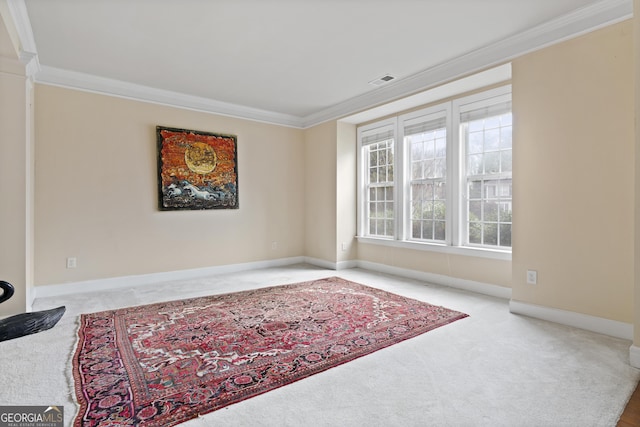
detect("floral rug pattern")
[72,276,468,426]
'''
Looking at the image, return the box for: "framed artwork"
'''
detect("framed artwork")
[156,126,238,210]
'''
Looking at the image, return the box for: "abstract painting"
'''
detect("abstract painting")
[156,126,238,210]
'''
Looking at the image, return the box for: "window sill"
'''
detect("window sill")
[356,236,512,261]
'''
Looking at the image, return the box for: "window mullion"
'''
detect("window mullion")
[396,122,405,241]
[449,103,461,247]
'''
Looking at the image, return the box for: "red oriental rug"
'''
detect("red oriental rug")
[72,276,468,426]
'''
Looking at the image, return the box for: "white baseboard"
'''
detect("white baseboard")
[303,257,358,271]
[629,345,640,369]
[356,260,512,300]
[35,257,633,345]
[509,299,633,340]
[35,256,305,299]
[303,257,338,270]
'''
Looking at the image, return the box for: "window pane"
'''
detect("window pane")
[434,200,446,220]
[469,201,482,220]
[425,140,435,158]
[499,203,512,222]
[422,221,434,240]
[385,202,394,217]
[483,223,498,245]
[469,181,482,199]
[469,120,484,132]
[376,219,384,235]
[412,221,421,239]
[468,154,483,175]
[501,150,512,173]
[386,186,394,200]
[433,159,446,178]
[485,202,498,221]
[468,132,483,154]
[378,149,386,166]
[435,138,446,157]
[484,152,500,174]
[411,141,423,159]
[412,201,422,219]
[384,219,394,236]
[434,221,446,241]
[369,167,378,183]
[423,159,434,178]
[434,183,446,200]
[500,126,512,149]
[412,161,423,180]
[469,222,481,244]
[369,150,378,167]
[423,201,434,219]
[500,224,512,247]
[484,116,500,129]
[485,129,500,151]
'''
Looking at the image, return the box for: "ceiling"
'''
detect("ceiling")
[8,0,634,127]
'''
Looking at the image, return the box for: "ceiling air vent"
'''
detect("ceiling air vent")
[368,74,396,86]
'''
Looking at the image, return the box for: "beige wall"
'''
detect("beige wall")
[34,85,305,286]
[512,21,634,323]
[336,121,357,263]
[357,244,512,288]
[303,121,337,262]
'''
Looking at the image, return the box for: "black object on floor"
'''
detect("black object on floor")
[0,280,66,342]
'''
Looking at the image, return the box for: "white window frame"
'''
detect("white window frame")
[356,85,512,261]
[454,86,512,250]
[357,118,397,241]
[399,103,452,245]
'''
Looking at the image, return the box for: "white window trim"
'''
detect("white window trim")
[399,102,452,245]
[356,85,512,261]
[454,85,512,250]
[356,117,397,241]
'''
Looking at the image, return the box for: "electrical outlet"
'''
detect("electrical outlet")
[66,257,77,269]
[271,241,278,250]
[526,270,537,285]
[341,242,347,251]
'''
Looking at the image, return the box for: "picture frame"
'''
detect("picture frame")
[156,126,238,210]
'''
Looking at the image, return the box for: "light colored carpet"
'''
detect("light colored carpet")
[0,264,637,426]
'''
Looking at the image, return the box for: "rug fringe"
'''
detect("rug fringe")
[65,315,82,424]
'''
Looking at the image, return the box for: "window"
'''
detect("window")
[360,120,395,238]
[357,86,512,256]
[403,105,450,243]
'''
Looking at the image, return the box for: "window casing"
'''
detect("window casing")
[357,85,512,258]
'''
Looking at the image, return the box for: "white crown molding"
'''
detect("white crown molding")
[22,0,633,129]
[303,0,633,128]
[5,0,40,76]
[35,66,305,128]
